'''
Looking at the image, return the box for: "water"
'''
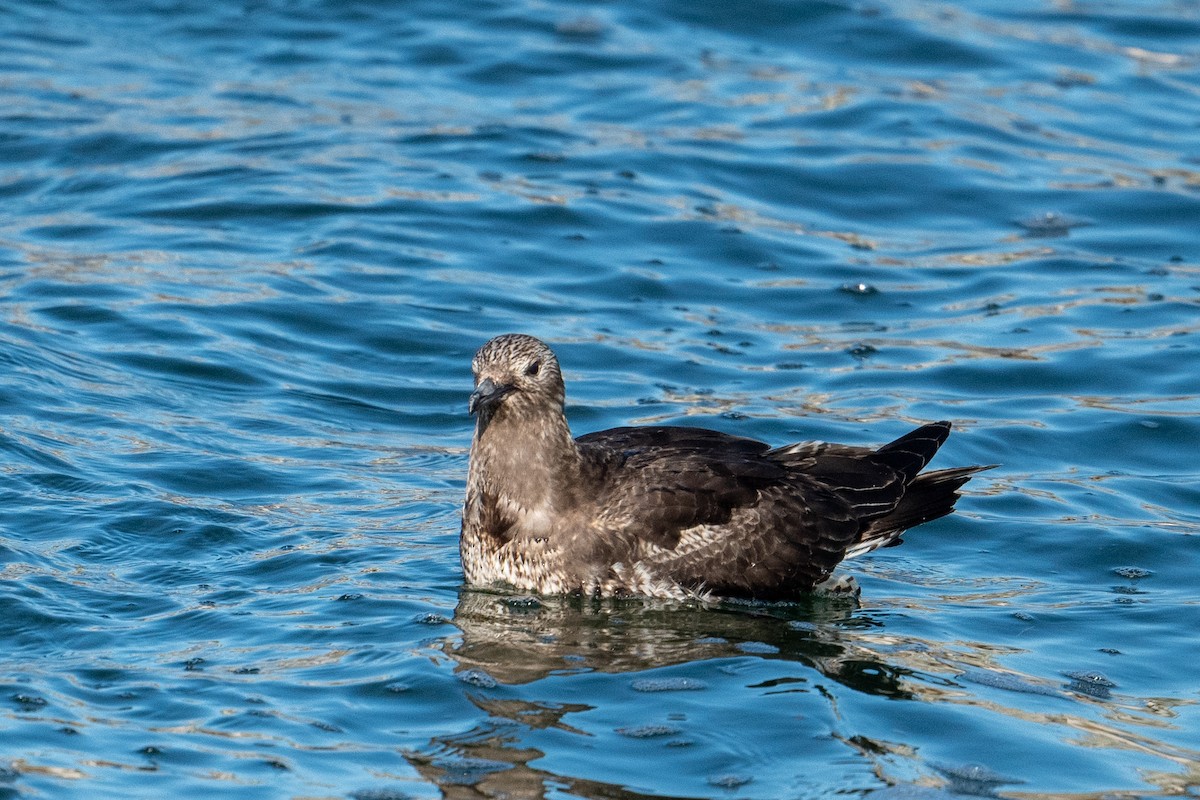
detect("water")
[2,0,1198,797]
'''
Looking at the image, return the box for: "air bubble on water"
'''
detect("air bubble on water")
[457,669,498,689]
[946,764,1008,782]
[839,282,879,295]
[615,723,682,738]
[1065,670,1115,686]
[433,756,511,786]
[1113,566,1153,579]
[846,343,877,360]
[933,761,1021,794]
[1014,211,1091,237]
[413,612,451,625]
[11,693,47,708]
[631,677,708,692]
[708,773,752,789]
[1064,670,1116,698]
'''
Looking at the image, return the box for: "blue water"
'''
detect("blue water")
[2,0,1199,797]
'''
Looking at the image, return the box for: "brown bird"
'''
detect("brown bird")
[462,333,991,601]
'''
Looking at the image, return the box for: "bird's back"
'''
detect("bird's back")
[569,422,984,600]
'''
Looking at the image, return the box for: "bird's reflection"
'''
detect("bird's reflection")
[403,716,689,800]
[444,587,910,697]
[402,588,922,799]
[406,589,1200,800]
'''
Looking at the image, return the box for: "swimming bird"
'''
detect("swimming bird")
[462,333,991,601]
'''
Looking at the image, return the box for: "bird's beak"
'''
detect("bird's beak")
[468,377,512,416]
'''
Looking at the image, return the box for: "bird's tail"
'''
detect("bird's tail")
[871,420,952,482]
[844,464,995,559]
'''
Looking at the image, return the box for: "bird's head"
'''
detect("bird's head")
[469,334,566,423]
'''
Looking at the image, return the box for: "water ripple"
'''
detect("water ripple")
[1,0,1198,798]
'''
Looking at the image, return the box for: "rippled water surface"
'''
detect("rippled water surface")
[2,1,1199,797]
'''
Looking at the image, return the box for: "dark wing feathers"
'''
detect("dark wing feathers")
[655,484,862,601]
[573,422,981,596]
[576,425,772,459]
[783,455,906,515]
[577,426,780,549]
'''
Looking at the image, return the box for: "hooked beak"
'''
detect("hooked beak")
[468,377,512,416]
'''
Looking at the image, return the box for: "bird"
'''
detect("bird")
[461,333,991,602]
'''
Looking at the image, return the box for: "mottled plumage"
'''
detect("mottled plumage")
[462,334,991,601]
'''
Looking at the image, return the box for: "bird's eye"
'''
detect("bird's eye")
[525,360,541,377]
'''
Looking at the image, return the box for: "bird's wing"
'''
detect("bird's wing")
[766,421,953,519]
[574,424,936,597]
[575,426,781,549]
[768,422,971,559]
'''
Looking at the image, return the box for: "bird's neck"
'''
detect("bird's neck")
[468,407,581,514]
